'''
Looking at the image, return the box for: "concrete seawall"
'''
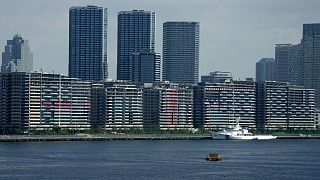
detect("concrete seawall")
[1,135,320,142]
[0,135,212,142]
[276,136,320,139]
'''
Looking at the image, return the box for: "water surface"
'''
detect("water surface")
[0,139,319,180]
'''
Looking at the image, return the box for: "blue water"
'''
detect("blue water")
[0,140,319,180]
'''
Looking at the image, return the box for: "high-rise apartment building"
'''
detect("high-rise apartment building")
[117,10,155,80]
[143,82,193,130]
[163,22,199,84]
[1,34,33,73]
[69,5,108,81]
[131,50,160,83]
[0,72,92,133]
[194,80,256,130]
[256,81,315,130]
[302,23,320,107]
[104,81,144,129]
[255,58,275,82]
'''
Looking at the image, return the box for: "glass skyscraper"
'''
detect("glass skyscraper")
[302,23,320,107]
[69,5,107,81]
[275,44,292,82]
[117,10,155,81]
[1,34,33,73]
[131,50,160,83]
[255,58,275,82]
[163,22,199,84]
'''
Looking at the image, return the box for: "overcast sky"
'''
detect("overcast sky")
[0,0,319,80]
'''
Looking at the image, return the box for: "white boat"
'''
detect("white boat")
[211,122,256,140]
[211,118,276,140]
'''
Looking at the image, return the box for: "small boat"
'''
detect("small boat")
[206,153,222,161]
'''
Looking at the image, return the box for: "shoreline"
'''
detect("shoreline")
[1,134,320,142]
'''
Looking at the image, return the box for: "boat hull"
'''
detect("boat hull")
[255,135,277,140]
[228,135,256,140]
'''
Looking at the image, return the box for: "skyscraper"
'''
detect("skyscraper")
[131,50,160,83]
[117,10,155,80]
[302,23,320,107]
[255,58,275,82]
[1,34,33,73]
[288,43,302,85]
[275,44,292,82]
[163,22,199,84]
[69,5,107,81]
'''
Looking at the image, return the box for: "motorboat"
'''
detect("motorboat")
[211,122,256,140]
[211,118,276,140]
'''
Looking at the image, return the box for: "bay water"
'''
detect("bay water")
[0,139,319,180]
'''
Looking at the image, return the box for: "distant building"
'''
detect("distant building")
[117,10,155,81]
[131,50,161,83]
[256,81,315,131]
[275,44,292,82]
[201,71,232,83]
[288,44,302,86]
[143,82,193,130]
[162,21,199,84]
[315,109,320,129]
[0,72,92,133]
[301,23,320,107]
[90,83,106,129]
[69,5,108,81]
[104,81,143,129]
[194,80,256,130]
[1,34,33,73]
[255,58,275,82]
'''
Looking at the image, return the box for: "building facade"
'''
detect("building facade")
[0,72,92,133]
[104,81,143,129]
[301,23,320,107]
[143,82,193,130]
[117,10,155,81]
[163,21,199,84]
[275,44,292,82]
[69,5,107,81]
[255,58,275,82]
[131,50,161,83]
[256,81,315,131]
[90,83,106,128]
[194,80,256,130]
[1,34,33,73]
[201,71,232,83]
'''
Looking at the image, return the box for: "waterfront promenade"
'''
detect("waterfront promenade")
[1,134,320,142]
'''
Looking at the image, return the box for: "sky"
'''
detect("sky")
[0,0,320,80]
